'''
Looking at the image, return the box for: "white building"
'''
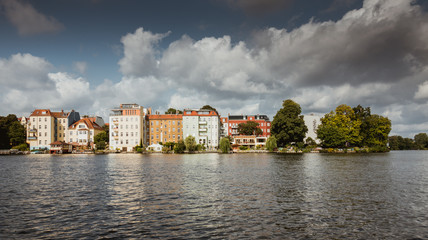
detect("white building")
[303,114,322,144]
[183,108,220,150]
[68,118,104,149]
[26,109,80,150]
[109,104,147,152]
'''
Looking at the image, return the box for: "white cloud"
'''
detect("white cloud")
[73,61,87,75]
[118,27,170,76]
[0,0,64,36]
[415,81,428,99]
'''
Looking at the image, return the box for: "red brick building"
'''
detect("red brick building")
[227,115,271,137]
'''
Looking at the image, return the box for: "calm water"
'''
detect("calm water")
[0,152,427,239]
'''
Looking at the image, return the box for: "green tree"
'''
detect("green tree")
[184,135,197,152]
[266,136,277,152]
[271,99,308,147]
[8,121,26,147]
[317,105,362,148]
[237,121,263,136]
[305,137,317,146]
[219,137,231,153]
[201,105,218,115]
[0,114,18,149]
[414,133,428,149]
[94,131,108,150]
[165,108,183,114]
[362,115,391,147]
[174,140,186,153]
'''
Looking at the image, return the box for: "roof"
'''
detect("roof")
[228,115,270,121]
[183,109,219,116]
[30,109,53,117]
[69,118,103,130]
[51,110,68,118]
[147,114,183,120]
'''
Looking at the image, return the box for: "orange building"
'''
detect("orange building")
[146,114,183,145]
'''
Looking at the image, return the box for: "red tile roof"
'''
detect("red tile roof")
[30,109,53,117]
[69,118,103,130]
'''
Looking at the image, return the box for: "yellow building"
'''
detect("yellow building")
[146,114,183,145]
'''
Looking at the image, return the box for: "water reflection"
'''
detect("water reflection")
[0,152,427,239]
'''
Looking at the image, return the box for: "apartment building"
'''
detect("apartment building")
[109,104,147,152]
[227,114,271,137]
[183,108,220,150]
[303,114,321,144]
[26,109,80,150]
[68,117,104,149]
[220,117,228,138]
[146,113,183,145]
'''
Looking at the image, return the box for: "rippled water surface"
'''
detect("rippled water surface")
[1,152,427,239]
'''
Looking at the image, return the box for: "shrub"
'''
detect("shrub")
[239,145,248,150]
[174,140,186,153]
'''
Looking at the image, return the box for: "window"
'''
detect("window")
[178,129,180,133]
[70,139,72,142]
[120,140,123,144]
[126,125,128,129]
[136,125,138,129]
[45,118,47,122]
[39,140,41,144]
[156,128,159,132]
[267,123,270,126]
[39,132,41,137]
[120,125,123,129]
[59,126,61,130]
[131,125,133,129]
[126,140,128,144]
[33,118,35,122]
[178,136,180,140]
[45,140,47,144]
[45,132,47,136]
[151,122,153,126]
[70,132,73,135]
[131,132,133,137]
[121,132,123,136]
[151,128,154,132]
[268,129,270,133]
[173,128,175,132]
[173,135,175,139]
[126,132,128,137]
[39,125,41,129]
[59,133,62,137]
[173,121,175,125]
[45,125,47,129]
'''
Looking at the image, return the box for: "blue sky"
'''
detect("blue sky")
[1,0,428,137]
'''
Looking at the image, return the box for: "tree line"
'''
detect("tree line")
[388,133,428,150]
[0,114,27,150]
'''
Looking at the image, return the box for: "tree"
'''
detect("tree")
[362,115,391,147]
[201,105,218,114]
[271,99,308,147]
[237,121,262,136]
[8,121,26,147]
[165,108,183,114]
[305,137,317,146]
[102,124,109,143]
[184,135,197,152]
[219,137,231,153]
[94,131,108,150]
[266,136,277,152]
[414,133,428,149]
[317,105,362,148]
[0,114,18,149]
[174,140,186,153]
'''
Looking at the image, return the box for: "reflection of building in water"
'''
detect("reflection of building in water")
[303,114,322,144]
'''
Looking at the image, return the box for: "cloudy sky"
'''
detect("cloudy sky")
[1,0,428,137]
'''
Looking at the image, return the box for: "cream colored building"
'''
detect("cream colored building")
[68,118,104,149]
[109,104,147,152]
[183,108,220,150]
[27,109,80,150]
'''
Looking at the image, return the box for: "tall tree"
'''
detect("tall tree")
[271,99,307,147]
[237,121,262,136]
[317,105,362,147]
[8,121,26,147]
[0,114,19,149]
[174,140,186,153]
[414,133,428,149]
[362,114,391,147]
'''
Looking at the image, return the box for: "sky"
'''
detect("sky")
[1,0,428,137]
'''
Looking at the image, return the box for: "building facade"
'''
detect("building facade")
[68,118,104,149]
[146,114,183,145]
[109,104,147,152]
[220,117,228,138]
[26,109,80,150]
[303,114,322,144]
[183,108,220,150]
[227,114,271,137]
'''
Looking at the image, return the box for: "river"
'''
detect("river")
[0,151,427,239]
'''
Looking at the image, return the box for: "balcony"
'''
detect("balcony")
[27,136,37,140]
[112,118,119,122]
[199,128,207,132]
[29,129,37,133]
[199,121,207,125]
